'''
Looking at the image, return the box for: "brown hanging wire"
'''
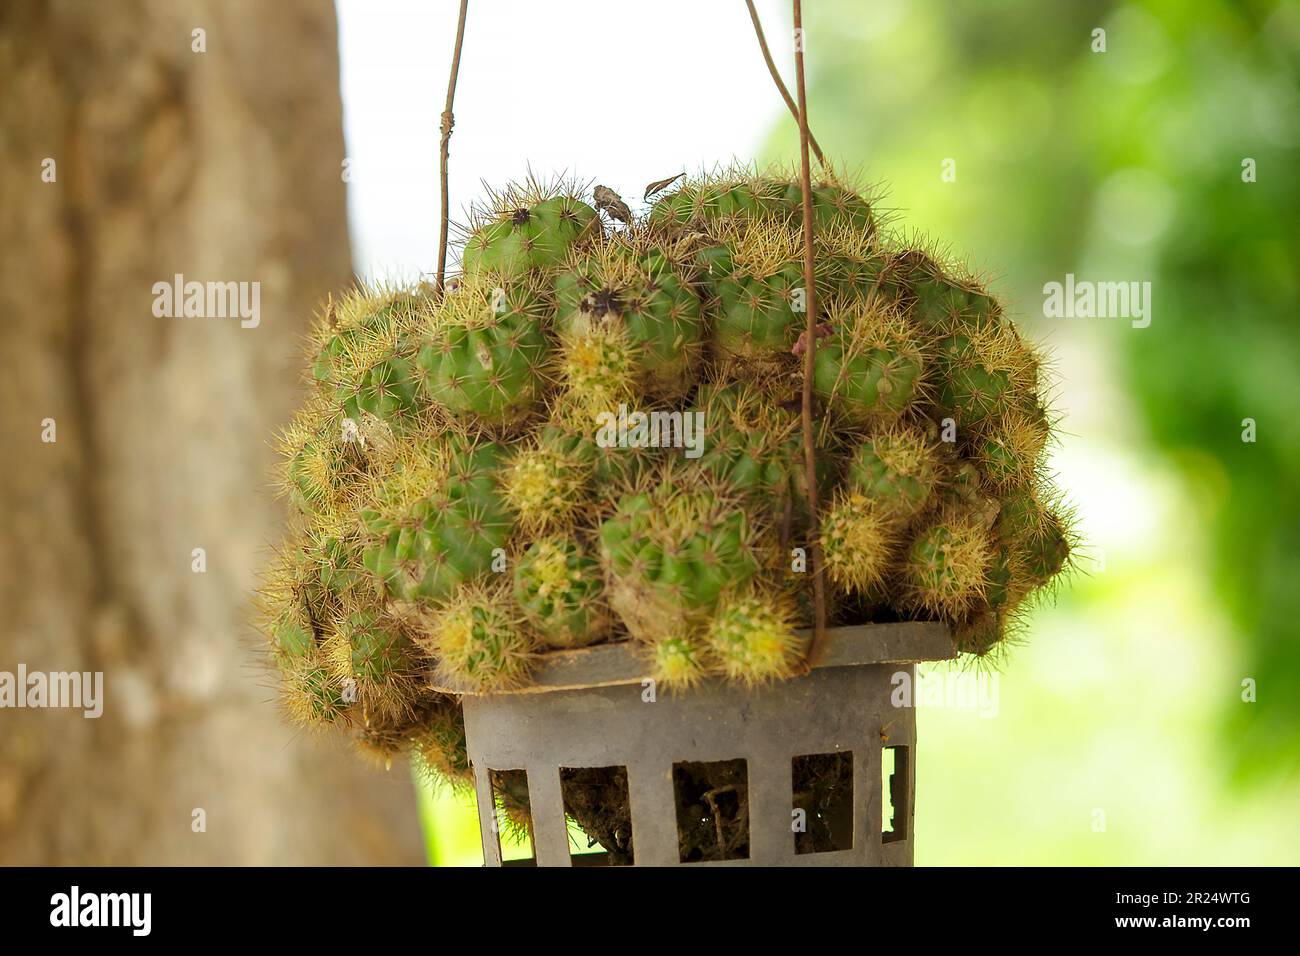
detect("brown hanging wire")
[436,0,470,293]
[745,0,826,168]
[790,0,829,665]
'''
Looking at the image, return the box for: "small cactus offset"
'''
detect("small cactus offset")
[513,535,610,648]
[260,164,1074,803]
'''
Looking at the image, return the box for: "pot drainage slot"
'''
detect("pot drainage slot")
[488,768,536,866]
[559,766,634,866]
[881,745,909,844]
[792,751,855,854]
[672,759,750,863]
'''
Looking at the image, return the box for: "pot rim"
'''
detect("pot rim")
[432,620,953,697]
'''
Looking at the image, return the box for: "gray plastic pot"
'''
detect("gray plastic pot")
[441,621,953,866]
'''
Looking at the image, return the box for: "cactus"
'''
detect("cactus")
[970,401,1050,489]
[599,473,764,643]
[689,381,804,504]
[323,608,422,723]
[306,290,426,431]
[889,250,1002,332]
[820,491,898,597]
[280,652,351,729]
[900,509,995,621]
[415,272,552,426]
[845,423,944,521]
[514,535,611,648]
[556,320,640,419]
[708,220,811,370]
[461,187,599,278]
[412,697,474,790]
[952,607,1010,657]
[651,634,710,690]
[555,238,704,402]
[501,426,594,532]
[993,483,1073,589]
[301,519,368,609]
[706,590,806,685]
[360,437,514,604]
[649,168,874,235]
[262,168,1074,792]
[813,305,927,424]
[934,320,1040,429]
[1021,506,1072,587]
[419,581,533,692]
[648,171,783,227]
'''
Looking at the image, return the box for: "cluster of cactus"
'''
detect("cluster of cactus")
[259,166,1072,790]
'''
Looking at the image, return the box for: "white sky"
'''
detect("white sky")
[336,0,788,282]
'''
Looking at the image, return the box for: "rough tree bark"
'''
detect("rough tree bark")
[0,0,425,864]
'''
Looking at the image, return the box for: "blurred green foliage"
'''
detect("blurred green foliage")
[768,0,1300,781]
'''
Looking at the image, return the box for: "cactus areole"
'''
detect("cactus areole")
[261,168,1072,863]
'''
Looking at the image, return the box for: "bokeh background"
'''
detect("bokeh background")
[2,0,1296,864]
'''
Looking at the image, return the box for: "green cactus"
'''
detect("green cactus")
[709,220,813,369]
[262,168,1075,799]
[360,437,514,603]
[900,509,995,621]
[934,321,1040,429]
[690,382,799,498]
[776,179,876,233]
[421,582,533,691]
[649,170,874,235]
[952,606,1011,657]
[258,547,328,666]
[813,305,927,425]
[599,474,763,643]
[306,291,425,430]
[280,411,373,516]
[706,590,806,684]
[412,697,473,790]
[301,519,368,606]
[555,320,640,419]
[501,425,595,532]
[308,288,421,389]
[967,399,1050,489]
[820,491,898,597]
[271,603,315,660]
[650,634,710,690]
[323,608,422,723]
[280,652,351,729]
[648,172,783,227]
[890,251,1002,333]
[415,272,552,427]
[687,381,839,526]
[845,423,944,522]
[555,239,704,402]
[462,191,599,278]
[991,484,1071,587]
[1020,505,1072,588]
[513,536,611,648]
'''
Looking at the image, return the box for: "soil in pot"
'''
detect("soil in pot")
[491,755,855,863]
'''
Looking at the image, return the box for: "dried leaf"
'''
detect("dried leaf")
[643,172,685,201]
[593,185,631,223]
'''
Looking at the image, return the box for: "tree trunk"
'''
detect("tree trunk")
[0,0,425,864]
